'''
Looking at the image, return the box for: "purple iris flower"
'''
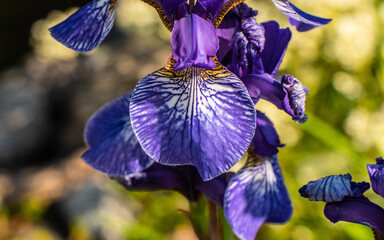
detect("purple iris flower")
[300,159,384,235]
[51,0,259,181]
[83,89,292,240]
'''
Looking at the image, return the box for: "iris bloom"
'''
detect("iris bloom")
[50,0,330,180]
[300,158,384,236]
[81,87,290,240]
[50,1,330,239]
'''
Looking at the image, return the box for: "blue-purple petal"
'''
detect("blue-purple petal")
[244,74,307,123]
[172,14,219,71]
[251,111,285,157]
[112,163,232,205]
[196,0,224,21]
[367,157,384,198]
[299,174,370,202]
[49,0,117,52]
[260,21,291,76]
[158,0,187,22]
[82,92,153,176]
[272,0,331,32]
[241,73,290,108]
[130,66,256,181]
[194,172,234,206]
[324,198,384,235]
[224,155,292,240]
[216,13,239,61]
[111,163,195,200]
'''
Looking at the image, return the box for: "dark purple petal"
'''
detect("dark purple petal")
[367,157,384,198]
[49,0,117,52]
[260,21,291,76]
[194,172,234,206]
[299,174,370,202]
[171,14,219,71]
[324,198,384,235]
[111,163,197,200]
[272,0,331,32]
[82,92,153,176]
[216,13,239,61]
[158,0,187,22]
[130,66,256,181]
[251,111,285,157]
[196,0,224,21]
[224,155,292,240]
[241,73,290,110]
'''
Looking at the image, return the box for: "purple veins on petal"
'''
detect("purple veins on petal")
[49,0,117,52]
[129,65,256,181]
[171,14,219,71]
[367,157,384,198]
[272,0,331,32]
[82,92,153,176]
[324,198,384,235]
[251,111,285,157]
[224,155,292,240]
[299,174,370,202]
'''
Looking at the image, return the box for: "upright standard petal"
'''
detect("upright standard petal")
[171,14,219,71]
[299,174,370,202]
[50,0,117,52]
[260,21,291,76]
[224,155,292,240]
[251,111,284,157]
[82,92,153,176]
[324,198,384,235]
[130,63,256,181]
[272,0,331,32]
[367,157,384,198]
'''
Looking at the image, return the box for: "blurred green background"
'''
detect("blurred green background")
[0,0,383,239]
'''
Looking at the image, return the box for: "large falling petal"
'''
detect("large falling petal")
[82,93,153,176]
[272,0,331,32]
[130,64,256,181]
[224,155,292,240]
[50,0,118,52]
